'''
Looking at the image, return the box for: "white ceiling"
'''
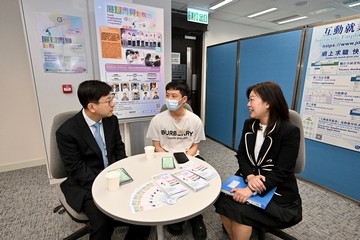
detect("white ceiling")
[172,0,360,31]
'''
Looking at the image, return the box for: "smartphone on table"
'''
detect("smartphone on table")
[162,156,175,169]
[173,152,189,164]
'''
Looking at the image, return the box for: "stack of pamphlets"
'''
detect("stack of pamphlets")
[172,169,209,191]
[152,173,188,200]
[185,161,218,180]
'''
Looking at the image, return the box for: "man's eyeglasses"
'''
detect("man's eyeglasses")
[97,96,115,105]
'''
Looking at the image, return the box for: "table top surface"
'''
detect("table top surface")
[92,152,221,226]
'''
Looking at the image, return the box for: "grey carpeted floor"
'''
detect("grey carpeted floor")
[1,138,359,240]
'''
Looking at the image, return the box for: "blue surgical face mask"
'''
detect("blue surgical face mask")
[165,98,182,111]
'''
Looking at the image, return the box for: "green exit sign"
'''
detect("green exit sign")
[187,8,208,25]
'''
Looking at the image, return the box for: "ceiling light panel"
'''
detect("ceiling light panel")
[272,14,311,25]
[212,1,265,16]
[209,0,233,10]
[276,16,308,24]
[343,0,360,5]
[247,8,278,18]
[348,2,360,7]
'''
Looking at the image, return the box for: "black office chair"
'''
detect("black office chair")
[257,109,306,240]
[50,111,90,240]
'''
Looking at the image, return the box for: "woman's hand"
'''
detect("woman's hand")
[230,187,253,203]
[247,175,266,193]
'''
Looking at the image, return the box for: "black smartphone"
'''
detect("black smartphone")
[162,156,175,169]
[173,152,189,164]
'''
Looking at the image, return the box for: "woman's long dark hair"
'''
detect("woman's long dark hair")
[246,81,289,135]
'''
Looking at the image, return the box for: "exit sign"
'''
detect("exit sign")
[187,8,208,25]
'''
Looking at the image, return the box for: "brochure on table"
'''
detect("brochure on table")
[172,169,209,191]
[183,161,218,180]
[129,161,218,213]
[152,172,188,199]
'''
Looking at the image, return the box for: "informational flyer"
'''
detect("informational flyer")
[300,19,360,152]
[36,13,87,73]
[93,0,164,119]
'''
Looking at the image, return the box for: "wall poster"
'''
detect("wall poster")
[36,13,87,73]
[94,0,164,120]
[300,19,360,152]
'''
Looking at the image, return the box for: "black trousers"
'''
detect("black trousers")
[82,191,151,240]
[82,192,114,240]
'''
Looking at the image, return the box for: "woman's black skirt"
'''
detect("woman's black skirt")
[214,193,302,229]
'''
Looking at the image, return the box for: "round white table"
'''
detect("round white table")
[92,152,221,240]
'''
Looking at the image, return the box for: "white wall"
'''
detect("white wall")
[0,0,171,173]
[0,0,270,173]
[0,0,46,172]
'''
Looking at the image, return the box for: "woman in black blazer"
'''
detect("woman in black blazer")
[215,82,302,240]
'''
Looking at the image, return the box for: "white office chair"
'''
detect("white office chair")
[258,109,306,240]
[160,102,193,112]
[50,111,90,240]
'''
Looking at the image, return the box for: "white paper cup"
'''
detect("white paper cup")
[144,146,155,160]
[105,171,120,191]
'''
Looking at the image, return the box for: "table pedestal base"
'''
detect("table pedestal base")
[156,224,164,240]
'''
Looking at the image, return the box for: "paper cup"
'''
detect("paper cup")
[144,146,155,160]
[105,171,120,191]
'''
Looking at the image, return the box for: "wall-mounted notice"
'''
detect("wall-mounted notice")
[94,0,164,120]
[300,19,360,152]
[36,13,87,73]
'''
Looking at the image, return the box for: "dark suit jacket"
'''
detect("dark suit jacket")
[56,111,126,212]
[236,118,300,204]
[153,60,160,67]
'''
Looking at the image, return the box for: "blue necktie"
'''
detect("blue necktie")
[93,122,108,168]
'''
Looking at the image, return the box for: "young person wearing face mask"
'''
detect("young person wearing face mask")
[146,81,207,240]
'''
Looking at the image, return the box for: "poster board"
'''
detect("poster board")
[93,0,165,120]
[298,27,360,201]
[299,19,360,152]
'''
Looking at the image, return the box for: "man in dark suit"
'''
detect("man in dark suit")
[56,80,150,240]
[153,55,161,67]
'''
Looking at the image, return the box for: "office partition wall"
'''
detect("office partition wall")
[205,41,238,148]
[234,30,304,148]
[206,23,360,201]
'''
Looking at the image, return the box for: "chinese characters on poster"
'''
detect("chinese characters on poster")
[36,13,87,73]
[94,0,164,119]
[300,19,360,152]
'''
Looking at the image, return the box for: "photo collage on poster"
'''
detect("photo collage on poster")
[109,81,160,102]
[121,29,162,66]
[94,0,164,119]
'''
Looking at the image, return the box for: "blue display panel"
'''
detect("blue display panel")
[235,30,303,148]
[205,41,238,147]
[205,28,360,201]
